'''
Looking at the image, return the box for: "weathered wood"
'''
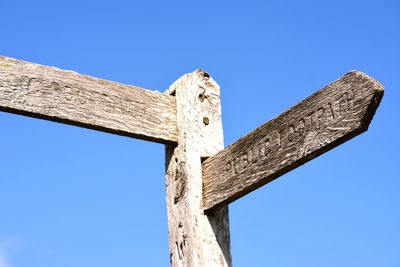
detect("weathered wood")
[0,56,177,144]
[203,71,384,211]
[165,70,231,266]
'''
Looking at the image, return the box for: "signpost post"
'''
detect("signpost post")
[0,56,384,267]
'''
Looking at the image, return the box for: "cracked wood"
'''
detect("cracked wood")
[0,56,177,144]
[165,70,231,267]
[202,71,384,211]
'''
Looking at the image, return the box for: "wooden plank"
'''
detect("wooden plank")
[0,56,177,144]
[202,71,384,211]
[165,70,231,266]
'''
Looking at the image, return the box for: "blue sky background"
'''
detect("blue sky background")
[0,1,399,266]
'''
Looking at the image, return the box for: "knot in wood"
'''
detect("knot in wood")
[174,161,187,204]
[196,69,210,79]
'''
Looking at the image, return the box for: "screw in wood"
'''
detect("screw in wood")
[203,117,210,125]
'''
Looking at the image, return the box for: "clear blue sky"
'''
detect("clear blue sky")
[0,1,399,266]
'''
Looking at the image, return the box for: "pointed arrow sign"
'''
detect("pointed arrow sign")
[0,56,177,144]
[202,71,384,211]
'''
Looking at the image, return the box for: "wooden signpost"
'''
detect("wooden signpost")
[0,56,384,266]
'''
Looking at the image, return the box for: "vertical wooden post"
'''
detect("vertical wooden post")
[165,70,232,267]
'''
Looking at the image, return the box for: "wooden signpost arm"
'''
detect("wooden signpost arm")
[165,70,231,267]
[0,56,177,144]
[202,71,384,211]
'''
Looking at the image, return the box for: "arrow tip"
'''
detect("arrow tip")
[345,70,384,132]
[347,70,384,92]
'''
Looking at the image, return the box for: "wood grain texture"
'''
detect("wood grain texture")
[0,56,177,144]
[165,70,231,267]
[203,71,384,211]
